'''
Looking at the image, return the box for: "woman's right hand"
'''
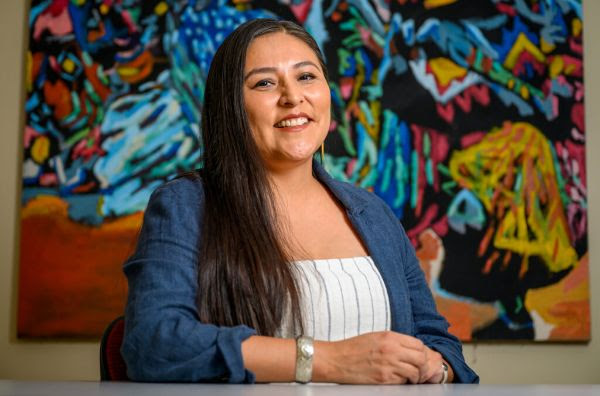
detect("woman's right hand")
[313,331,429,384]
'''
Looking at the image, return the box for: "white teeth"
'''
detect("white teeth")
[275,117,309,128]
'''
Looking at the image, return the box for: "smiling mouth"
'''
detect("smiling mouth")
[274,117,309,128]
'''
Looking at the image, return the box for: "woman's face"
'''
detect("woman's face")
[243,32,331,172]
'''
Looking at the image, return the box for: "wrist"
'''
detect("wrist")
[311,340,337,382]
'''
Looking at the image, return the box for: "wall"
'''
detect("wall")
[0,0,598,383]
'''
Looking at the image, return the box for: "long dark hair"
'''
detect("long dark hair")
[198,19,328,335]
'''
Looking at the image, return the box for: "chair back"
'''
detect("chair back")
[100,316,129,381]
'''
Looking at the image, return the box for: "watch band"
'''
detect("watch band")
[440,362,449,384]
[295,335,314,383]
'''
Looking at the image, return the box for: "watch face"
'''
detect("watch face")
[301,342,314,356]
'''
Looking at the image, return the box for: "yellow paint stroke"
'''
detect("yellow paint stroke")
[572,18,582,37]
[504,33,546,70]
[31,135,50,164]
[62,58,75,74]
[26,51,33,92]
[449,122,577,273]
[428,57,468,88]
[117,66,139,78]
[519,85,530,100]
[155,2,168,16]
[540,37,555,54]
[549,56,564,78]
[424,0,458,9]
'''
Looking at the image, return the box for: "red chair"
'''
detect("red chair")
[100,316,129,381]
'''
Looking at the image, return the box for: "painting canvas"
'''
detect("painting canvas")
[19,0,588,341]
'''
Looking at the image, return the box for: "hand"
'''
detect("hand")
[420,346,445,383]
[314,331,430,384]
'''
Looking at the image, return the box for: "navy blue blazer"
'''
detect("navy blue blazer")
[122,161,479,384]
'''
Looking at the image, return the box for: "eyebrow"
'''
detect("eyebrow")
[244,61,320,81]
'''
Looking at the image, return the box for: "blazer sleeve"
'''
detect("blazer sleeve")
[380,200,479,384]
[121,179,257,383]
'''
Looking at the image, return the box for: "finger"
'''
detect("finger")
[393,345,428,370]
[390,333,426,352]
[392,361,422,384]
[421,349,443,383]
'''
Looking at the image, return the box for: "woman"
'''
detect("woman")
[122,18,478,384]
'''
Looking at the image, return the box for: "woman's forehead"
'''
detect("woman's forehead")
[245,32,319,69]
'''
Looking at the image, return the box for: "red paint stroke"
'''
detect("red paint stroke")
[346,158,357,177]
[290,0,313,24]
[436,102,454,123]
[556,139,587,191]
[47,0,68,16]
[482,251,500,274]
[48,55,61,73]
[357,25,384,58]
[431,131,449,192]
[340,77,354,99]
[569,37,583,55]
[431,215,448,237]
[574,81,584,102]
[571,103,585,132]
[461,131,486,148]
[453,90,473,113]
[478,225,494,257]
[541,78,552,96]
[454,85,490,113]
[329,120,338,132]
[501,250,512,270]
[39,173,58,187]
[406,204,439,245]
[120,10,139,34]
[565,140,586,188]
[72,181,97,193]
[72,126,106,162]
[24,126,41,149]
[34,2,73,40]
[512,51,545,77]
[495,3,517,16]
[470,84,490,106]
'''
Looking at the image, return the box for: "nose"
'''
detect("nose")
[278,80,304,107]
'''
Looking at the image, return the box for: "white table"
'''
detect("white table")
[1,381,599,396]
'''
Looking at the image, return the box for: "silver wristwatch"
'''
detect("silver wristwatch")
[295,335,314,383]
[440,362,449,384]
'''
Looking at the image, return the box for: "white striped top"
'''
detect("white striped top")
[277,256,391,341]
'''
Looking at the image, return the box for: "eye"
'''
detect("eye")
[253,79,274,88]
[299,72,316,81]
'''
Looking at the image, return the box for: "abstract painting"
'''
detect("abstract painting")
[20,0,587,340]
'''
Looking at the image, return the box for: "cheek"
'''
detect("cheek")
[311,84,331,115]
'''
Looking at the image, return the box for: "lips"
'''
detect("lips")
[274,113,312,128]
[274,117,309,128]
